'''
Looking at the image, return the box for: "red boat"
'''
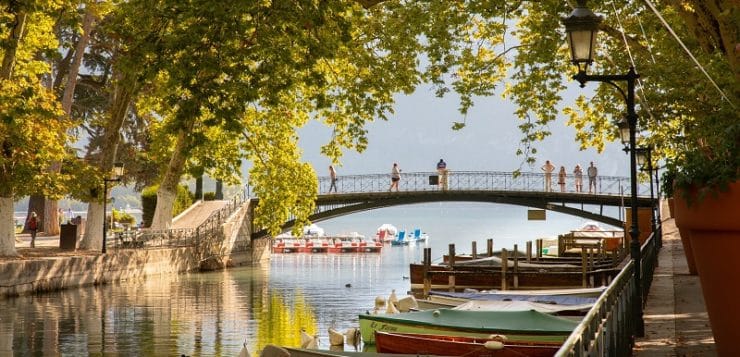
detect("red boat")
[374,331,561,357]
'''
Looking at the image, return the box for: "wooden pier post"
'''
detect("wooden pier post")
[513,244,519,289]
[536,239,542,260]
[423,247,432,297]
[526,241,532,263]
[487,239,493,257]
[472,241,477,260]
[501,248,508,291]
[581,249,588,288]
[448,244,456,292]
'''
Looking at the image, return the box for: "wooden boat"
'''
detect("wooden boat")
[427,288,603,305]
[374,331,561,357]
[359,309,577,344]
[409,262,620,292]
[281,346,444,357]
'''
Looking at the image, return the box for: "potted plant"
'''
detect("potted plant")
[668,105,739,355]
[660,162,697,275]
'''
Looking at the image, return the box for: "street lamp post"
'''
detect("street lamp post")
[102,162,124,254]
[562,0,644,337]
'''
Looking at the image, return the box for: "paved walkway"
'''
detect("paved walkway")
[634,206,716,356]
[171,200,229,229]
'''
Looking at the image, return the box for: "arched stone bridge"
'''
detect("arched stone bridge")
[249,171,655,239]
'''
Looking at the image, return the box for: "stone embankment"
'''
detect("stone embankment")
[1,199,268,299]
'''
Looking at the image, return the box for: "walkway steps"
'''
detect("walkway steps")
[171,200,229,229]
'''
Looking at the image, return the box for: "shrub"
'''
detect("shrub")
[140,184,193,227]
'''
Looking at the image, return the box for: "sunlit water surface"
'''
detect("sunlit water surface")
[0,203,614,356]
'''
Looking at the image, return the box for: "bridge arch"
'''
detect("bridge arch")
[250,186,653,239]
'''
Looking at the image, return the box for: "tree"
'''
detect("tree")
[0,1,74,256]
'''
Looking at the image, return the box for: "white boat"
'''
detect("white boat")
[390,228,429,246]
[376,224,398,242]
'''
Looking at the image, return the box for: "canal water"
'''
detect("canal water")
[0,203,616,356]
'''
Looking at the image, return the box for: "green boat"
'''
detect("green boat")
[359,309,578,344]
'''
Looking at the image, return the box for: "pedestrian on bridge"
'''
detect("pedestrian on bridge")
[389,163,401,192]
[558,166,567,192]
[541,160,555,192]
[329,165,338,193]
[574,164,583,192]
[588,162,598,194]
[436,159,448,190]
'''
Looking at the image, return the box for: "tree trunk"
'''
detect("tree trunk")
[0,12,27,79]
[25,195,45,232]
[43,199,60,235]
[78,201,103,251]
[151,130,190,230]
[0,196,18,256]
[36,7,98,237]
[80,71,135,250]
[151,189,176,230]
[195,176,203,200]
[0,10,26,257]
[215,179,223,199]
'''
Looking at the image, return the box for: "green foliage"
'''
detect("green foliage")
[141,184,193,226]
[111,209,136,225]
[0,2,75,199]
[140,185,158,228]
[203,192,216,201]
[173,184,193,218]
[8,0,735,235]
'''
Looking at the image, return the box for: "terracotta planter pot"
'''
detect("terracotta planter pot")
[676,227,698,275]
[674,181,740,357]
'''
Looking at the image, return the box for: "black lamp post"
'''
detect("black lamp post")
[102,162,124,254]
[562,0,644,337]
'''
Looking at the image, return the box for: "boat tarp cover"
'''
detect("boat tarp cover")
[453,255,578,269]
[428,291,597,305]
[360,309,577,334]
[451,300,592,314]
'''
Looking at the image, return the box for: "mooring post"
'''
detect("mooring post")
[513,244,519,289]
[581,249,588,288]
[487,239,493,257]
[501,248,508,291]
[448,244,456,292]
[526,241,532,263]
[536,239,543,260]
[471,241,477,260]
[423,247,432,297]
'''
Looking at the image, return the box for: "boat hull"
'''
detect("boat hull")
[359,309,576,344]
[375,332,561,357]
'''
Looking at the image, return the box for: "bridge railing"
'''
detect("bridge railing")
[318,171,651,196]
[555,224,660,356]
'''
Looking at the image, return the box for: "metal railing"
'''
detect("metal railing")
[108,187,250,251]
[555,225,660,356]
[317,171,652,196]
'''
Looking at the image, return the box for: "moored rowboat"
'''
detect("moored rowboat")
[359,309,577,344]
[374,331,561,357]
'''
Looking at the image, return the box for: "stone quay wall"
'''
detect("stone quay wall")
[0,247,202,298]
[0,200,271,299]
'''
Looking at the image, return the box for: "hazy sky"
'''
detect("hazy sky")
[299,82,630,178]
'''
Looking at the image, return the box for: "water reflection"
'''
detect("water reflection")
[0,247,419,356]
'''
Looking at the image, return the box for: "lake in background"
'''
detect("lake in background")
[0,202,621,356]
